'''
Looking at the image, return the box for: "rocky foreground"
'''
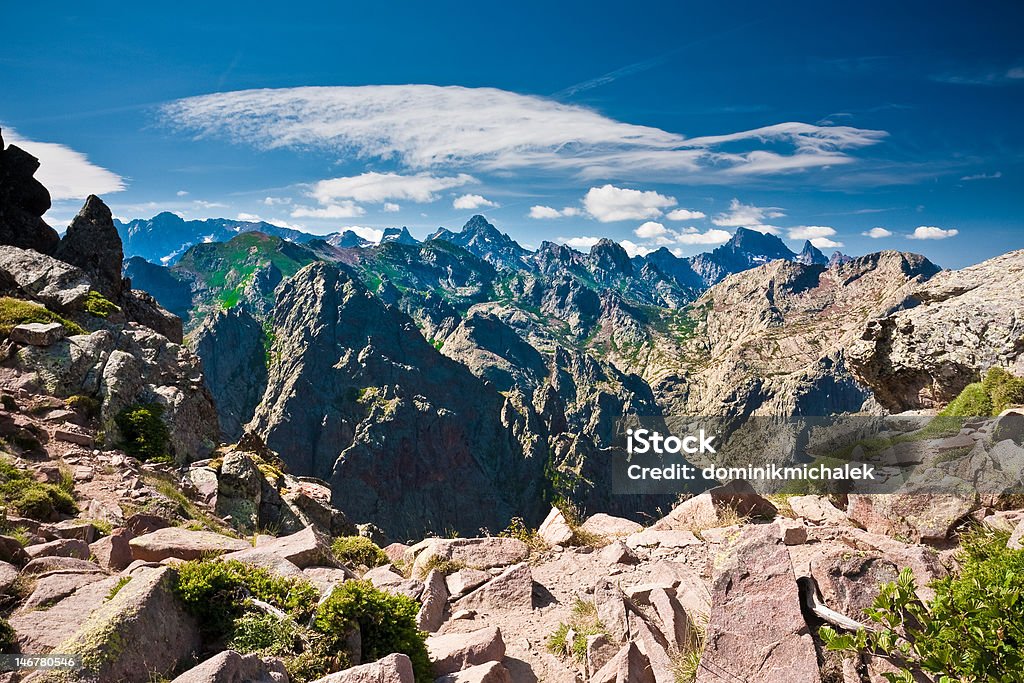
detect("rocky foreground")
[0,368,1022,683]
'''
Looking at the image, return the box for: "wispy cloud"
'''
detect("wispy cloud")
[711,198,784,234]
[528,205,581,219]
[960,171,1002,181]
[4,127,125,200]
[160,86,887,182]
[312,172,475,204]
[931,65,1024,86]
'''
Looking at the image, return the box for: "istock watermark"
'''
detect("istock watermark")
[610,414,1024,496]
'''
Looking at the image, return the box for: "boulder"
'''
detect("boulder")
[0,245,91,308]
[648,587,694,650]
[427,626,506,676]
[311,653,413,683]
[0,534,29,564]
[846,493,975,543]
[435,661,511,683]
[22,556,103,576]
[171,649,289,683]
[1011,518,1024,550]
[0,560,18,593]
[593,579,631,643]
[89,531,133,571]
[24,538,90,560]
[454,562,533,611]
[42,565,200,682]
[221,547,305,579]
[9,322,65,346]
[590,643,655,683]
[788,495,848,525]
[129,528,249,562]
[778,519,808,546]
[22,570,108,610]
[586,634,620,680]
[599,540,639,565]
[416,569,448,632]
[11,574,122,653]
[302,566,351,596]
[48,519,102,543]
[651,481,776,531]
[538,507,573,546]
[579,513,643,539]
[445,568,492,598]
[695,524,820,683]
[382,542,409,564]
[225,526,335,569]
[410,537,529,577]
[624,529,700,550]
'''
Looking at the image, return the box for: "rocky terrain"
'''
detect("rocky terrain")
[1,127,1024,681]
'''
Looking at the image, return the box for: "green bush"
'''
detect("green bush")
[173,559,319,639]
[115,403,171,462]
[822,527,1024,681]
[315,581,431,683]
[0,458,77,520]
[83,291,119,318]
[985,367,1024,413]
[0,296,85,336]
[0,616,16,652]
[66,394,101,420]
[332,536,389,569]
[939,382,993,417]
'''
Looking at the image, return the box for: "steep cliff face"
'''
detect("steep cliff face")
[849,249,1024,410]
[644,251,940,419]
[190,306,268,441]
[246,262,546,539]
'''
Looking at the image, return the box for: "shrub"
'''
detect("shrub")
[173,559,319,638]
[315,581,432,683]
[83,291,119,318]
[546,598,606,662]
[939,382,993,417]
[985,367,1024,413]
[821,527,1024,681]
[115,403,171,462]
[66,394,101,420]
[0,457,78,520]
[0,616,16,652]
[0,296,85,336]
[332,536,389,569]
[498,517,548,552]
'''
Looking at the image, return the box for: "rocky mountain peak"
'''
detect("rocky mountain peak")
[795,240,828,266]
[725,226,795,260]
[380,226,418,245]
[589,238,633,275]
[828,250,853,267]
[55,194,126,300]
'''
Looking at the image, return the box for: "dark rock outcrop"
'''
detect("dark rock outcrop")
[0,130,61,254]
[55,194,126,300]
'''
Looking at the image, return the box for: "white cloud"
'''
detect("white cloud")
[528,205,580,219]
[863,227,892,238]
[160,86,886,180]
[340,226,385,243]
[453,194,498,210]
[560,236,601,249]
[712,199,784,234]
[673,228,732,245]
[634,221,668,239]
[312,171,475,204]
[176,190,189,197]
[908,226,958,240]
[619,240,653,257]
[263,196,292,206]
[787,225,836,241]
[291,201,366,219]
[383,202,400,212]
[583,184,676,222]
[811,237,844,248]
[236,212,261,221]
[194,200,229,209]
[4,128,125,200]
[666,208,706,221]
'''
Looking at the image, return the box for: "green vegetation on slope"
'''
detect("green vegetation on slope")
[941,367,1024,417]
[0,296,85,336]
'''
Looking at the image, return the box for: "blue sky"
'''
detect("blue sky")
[2,1,1022,267]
